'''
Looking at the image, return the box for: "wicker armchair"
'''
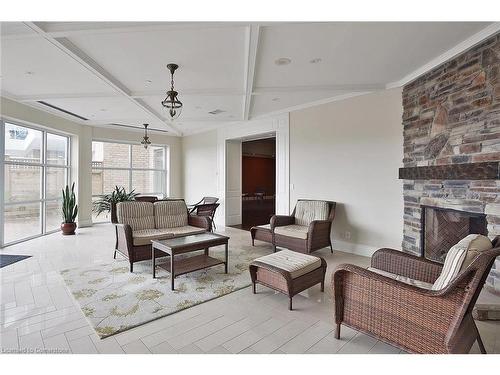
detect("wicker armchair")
[332,236,500,354]
[270,199,336,254]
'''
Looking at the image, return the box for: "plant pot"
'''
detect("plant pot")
[61,222,77,235]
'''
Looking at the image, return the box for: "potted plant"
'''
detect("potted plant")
[92,186,139,223]
[61,182,78,235]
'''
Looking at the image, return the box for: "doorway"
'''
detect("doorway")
[238,137,276,230]
[216,113,289,228]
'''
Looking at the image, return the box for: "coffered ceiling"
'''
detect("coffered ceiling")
[1,22,498,136]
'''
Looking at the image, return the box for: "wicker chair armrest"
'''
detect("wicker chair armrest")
[307,220,332,245]
[115,223,134,258]
[333,263,442,296]
[371,248,443,284]
[270,215,295,230]
[308,220,331,232]
[188,215,211,231]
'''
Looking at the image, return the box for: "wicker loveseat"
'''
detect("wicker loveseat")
[114,199,210,272]
[333,234,500,354]
[268,199,336,254]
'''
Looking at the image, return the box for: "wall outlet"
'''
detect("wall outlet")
[343,231,351,240]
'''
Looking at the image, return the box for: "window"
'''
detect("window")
[91,141,168,223]
[1,121,71,246]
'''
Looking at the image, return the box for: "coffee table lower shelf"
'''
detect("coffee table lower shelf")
[158,254,225,276]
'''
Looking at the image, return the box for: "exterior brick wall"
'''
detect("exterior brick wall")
[402,33,500,293]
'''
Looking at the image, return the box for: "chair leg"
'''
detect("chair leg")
[477,336,487,354]
[330,241,333,254]
[113,250,117,259]
[288,297,293,311]
[252,282,256,294]
[335,323,341,339]
[273,245,277,253]
[129,262,133,273]
[472,320,487,354]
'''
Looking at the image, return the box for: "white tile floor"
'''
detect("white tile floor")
[1,224,499,354]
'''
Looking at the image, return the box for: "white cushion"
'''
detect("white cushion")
[154,200,188,229]
[117,201,155,231]
[255,250,321,279]
[368,267,433,290]
[132,226,206,246]
[165,225,206,237]
[432,234,492,291]
[132,228,174,246]
[275,224,309,239]
[294,200,329,226]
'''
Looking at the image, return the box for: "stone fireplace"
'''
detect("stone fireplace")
[401,32,500,310]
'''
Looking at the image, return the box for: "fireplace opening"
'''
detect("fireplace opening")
[421,205,488,263]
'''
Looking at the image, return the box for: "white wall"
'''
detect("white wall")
[181,129,218,205]
[289,88,404,255]
[1,97,182,227]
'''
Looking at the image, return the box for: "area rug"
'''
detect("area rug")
[60,244,269,338]
[0,254,31,268]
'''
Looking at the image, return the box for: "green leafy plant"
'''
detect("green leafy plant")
[62,182,78,223]
[92,186,139,217]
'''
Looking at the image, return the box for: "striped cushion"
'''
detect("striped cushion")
[154,200,188,229]
[294,200,329,226]
[116,201,155,231]
[255,250,321,279]
[274,224,309,239]
[432,234,492,291]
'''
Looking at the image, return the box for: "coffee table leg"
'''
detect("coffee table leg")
[204,247,209,256]
[225,242,228,273]
[152,247,156,279]
[170,254,175,290]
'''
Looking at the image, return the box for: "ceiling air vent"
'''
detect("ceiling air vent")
[208,109,226,115]
[37,101,88,121]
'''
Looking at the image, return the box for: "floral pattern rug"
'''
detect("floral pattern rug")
[60,244,269,338]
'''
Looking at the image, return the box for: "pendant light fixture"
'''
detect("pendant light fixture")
[161,63,183,120]
[141,123,151,149]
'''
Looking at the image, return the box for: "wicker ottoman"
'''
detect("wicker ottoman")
[249,250,327,310]
[250,224,274,248]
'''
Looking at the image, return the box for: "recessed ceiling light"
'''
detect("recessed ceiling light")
[309,58,322,64]
[25,71,35,75]
[272,97,280,102]
[274,57,291,66]
[145,79,152,83]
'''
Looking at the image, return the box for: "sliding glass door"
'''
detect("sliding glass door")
[1,120,70,246]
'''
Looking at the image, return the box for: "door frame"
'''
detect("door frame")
[216,113,290,227]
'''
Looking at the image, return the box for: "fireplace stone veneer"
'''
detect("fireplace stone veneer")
[402,32,500,298]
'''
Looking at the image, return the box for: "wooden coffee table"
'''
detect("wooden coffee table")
[151,233,229,290]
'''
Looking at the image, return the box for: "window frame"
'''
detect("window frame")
[91,139,169,223]
[1,118,71,247]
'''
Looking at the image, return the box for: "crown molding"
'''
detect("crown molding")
[386,22,500,89]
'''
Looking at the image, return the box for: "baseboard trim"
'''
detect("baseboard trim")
[77,220,93,228]
[332,239,378,258]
